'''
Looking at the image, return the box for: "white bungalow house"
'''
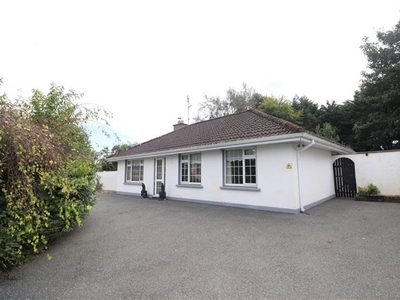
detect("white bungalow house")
[108,109,354,213]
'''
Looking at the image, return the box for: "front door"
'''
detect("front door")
[154,158,165,196]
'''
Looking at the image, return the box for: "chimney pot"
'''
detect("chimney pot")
[173,119,188,131]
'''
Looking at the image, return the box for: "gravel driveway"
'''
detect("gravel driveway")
[1,193,400,299]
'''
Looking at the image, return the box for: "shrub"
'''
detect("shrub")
[0,82,109,271]
[358,183,381,196]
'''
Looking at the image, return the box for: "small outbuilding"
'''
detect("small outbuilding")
[108,109,354,213]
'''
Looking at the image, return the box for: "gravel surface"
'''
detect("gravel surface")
[1,193,400,299]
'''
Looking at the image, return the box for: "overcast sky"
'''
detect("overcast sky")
[1,0,399,149]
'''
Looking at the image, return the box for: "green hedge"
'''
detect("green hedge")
[0,82,106,271]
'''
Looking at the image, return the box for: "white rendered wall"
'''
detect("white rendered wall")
[113,144,338,212]
[165,144,300,211]
[115,159,155,196]
[298,147,335,208]
[97,171,117,191]
[143,158,155,195]
[334,151,400,196]
[256,144,299,209]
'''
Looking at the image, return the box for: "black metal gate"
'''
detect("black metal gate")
[333,158,357,198]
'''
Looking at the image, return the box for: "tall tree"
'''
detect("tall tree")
[291,95,320,131]
[195,83,262,121]
[318,101,342,128]
[336,100,357,148]
[225,83,264,112]
[317,100,358,146]
[259,96,302,124]
[194,95,233,121]
[315,123,340,142]
[352,19,400,150]
[97,143,135,171]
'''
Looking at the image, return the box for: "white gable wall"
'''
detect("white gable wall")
[298,147,335,209]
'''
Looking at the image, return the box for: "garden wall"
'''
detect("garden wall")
[97,171,117,191]
[334,150,400,196]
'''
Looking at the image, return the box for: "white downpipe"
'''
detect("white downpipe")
[296,139,315,213]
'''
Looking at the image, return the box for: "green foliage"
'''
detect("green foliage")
[315,123,340,142]
[358,183,381,196]
[333,100,356,147]
[194,18,400,151]
[97,143,136,171]
[352,19,400,151]
[0,81,106,271]
[225,83,264,113]
[195,84,303,125]
[259,96,302,123]
[291,95,320,131]
[315,101,352,146]
[195,83,262,121]
[194,95,232,120]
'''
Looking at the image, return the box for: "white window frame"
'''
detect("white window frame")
[224,148,256,186]
[125,159,144,182]
[180,153,201,184]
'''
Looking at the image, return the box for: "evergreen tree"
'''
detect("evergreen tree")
[353,19,400,150]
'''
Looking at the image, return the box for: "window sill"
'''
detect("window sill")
[219,186,260,192]
[176,184,203,189]
[124,182,142,186]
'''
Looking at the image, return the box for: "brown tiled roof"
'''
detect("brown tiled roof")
[110,109,308,159]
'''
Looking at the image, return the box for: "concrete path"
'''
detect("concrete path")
[1,193,400,299]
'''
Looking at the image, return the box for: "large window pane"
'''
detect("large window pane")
[226,150,243,184]
[245,158,256,184]
[180,153,201,183]
[190,154,201,183]
[226,149,256,185]
[181,161,188,182]
[156,160,162,180]
[126,160,132,181]
[132,159,143,181]
[126,159,143,182]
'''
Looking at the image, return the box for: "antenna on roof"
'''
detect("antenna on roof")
[187,95,191,125]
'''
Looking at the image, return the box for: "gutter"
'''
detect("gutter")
[308,135,355,154]
[296,139,315,213]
